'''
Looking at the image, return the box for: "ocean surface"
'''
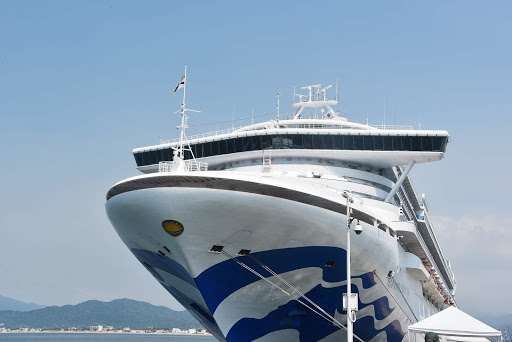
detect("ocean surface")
[0,333,218,341]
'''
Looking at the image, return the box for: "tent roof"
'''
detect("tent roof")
[408,307,501,338]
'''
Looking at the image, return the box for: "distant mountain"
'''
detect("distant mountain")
[0,298,201,330]
[0,295,45,312]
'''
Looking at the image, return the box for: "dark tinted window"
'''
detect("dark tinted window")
[227,139,235,154]
[303,135,313,149]
[402,136,412,151]
[134,153,143,166]
[363,136,373,150]
[432,137,443,151]
[411,137,422,151]
[392,136,402,151]
[136,133,449,166]
[323,135,334,149]
[272,135,282,149]
[243,137,251,152]
[344,136,354,150]
[292,135,303,149]
[261,135,272,149]
[204,142,211,157]
[353,136,364,150]
[149,151,157,164]
[252,136,262,150]
[212,141,219,155]
[313,135,323,149]
[374,136,383,151]
[281,135,293,149]
[234,138,243,152]
[333,135,343,149]
[383,136,392,151]
[196,144,204,158]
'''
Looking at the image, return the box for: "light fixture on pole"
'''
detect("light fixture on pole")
[342,191,362,342]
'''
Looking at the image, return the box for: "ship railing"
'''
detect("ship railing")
[158,160,208,172]
[369,124,414,130]
[160,128,239,145]
[396,190,451,301]
[159,123,416,145]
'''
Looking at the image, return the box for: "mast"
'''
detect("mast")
[178,64,188,160]
[173,64,200,170]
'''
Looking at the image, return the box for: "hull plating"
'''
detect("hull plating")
[106,186,428,342]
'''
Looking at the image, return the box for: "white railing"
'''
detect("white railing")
[369,124,414,130]
[160,128,239,145]
[158,160,208,172]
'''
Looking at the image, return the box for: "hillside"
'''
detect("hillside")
[0,295,45,312]
[0,298,200,329]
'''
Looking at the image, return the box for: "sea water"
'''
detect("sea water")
[0,333,218,341]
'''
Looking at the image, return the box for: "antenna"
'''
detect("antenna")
[336,76,339,101]
[276,92,280,122]
[232,105,235,129]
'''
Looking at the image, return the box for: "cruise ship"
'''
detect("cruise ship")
[105,70,457,342]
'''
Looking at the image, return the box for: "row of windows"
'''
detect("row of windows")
[134,134,448,167]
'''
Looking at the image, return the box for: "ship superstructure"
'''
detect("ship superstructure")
[106,72,456,342]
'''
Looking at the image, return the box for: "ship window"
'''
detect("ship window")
[211,141,219,155]
[197,144,204,158]
[374,136,383,151]
[203,142,211,157]
[303,135,313,149]
[344,135,354,150]
[292,135,303,149]
[402,136,412,151]
[134,153,143,166]
[184,149,192,160]
[149,150,157,165]
[252,136,262,150]
[281,135,293,149]
[364,136,374,150]
[261,135,272,149]
[323,135,334,149]
[383,136,392,151]
[218,140,226,155]
[243,137,252,152]
[333,135,343,149]
[423,136,433,151]
[272,135,282,149]
[412,136,422,151]
[392,136,402,151]
[353,136,364,150]
[312,135,323,149]
[227,139,235,154]
[234,138,243,152]
[432,136,443,152]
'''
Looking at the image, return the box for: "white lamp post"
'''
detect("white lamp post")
[342,191,362,342]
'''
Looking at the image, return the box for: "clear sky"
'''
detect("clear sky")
[1,1,511,314]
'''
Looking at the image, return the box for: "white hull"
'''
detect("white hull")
[106,172,442,342]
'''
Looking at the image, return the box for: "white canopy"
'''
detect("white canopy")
[408,306,501,339]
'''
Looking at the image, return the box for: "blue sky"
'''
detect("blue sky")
[1,1,511,314]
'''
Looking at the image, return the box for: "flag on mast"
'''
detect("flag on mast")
[173,74,186,95]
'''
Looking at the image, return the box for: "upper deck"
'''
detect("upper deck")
[133,118,449,174]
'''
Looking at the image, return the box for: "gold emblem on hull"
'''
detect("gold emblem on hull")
[162,220,184,237]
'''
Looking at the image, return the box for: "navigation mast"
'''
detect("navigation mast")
[173,64,200,171]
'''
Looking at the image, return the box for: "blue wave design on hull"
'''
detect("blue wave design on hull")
[131,246,406,342]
